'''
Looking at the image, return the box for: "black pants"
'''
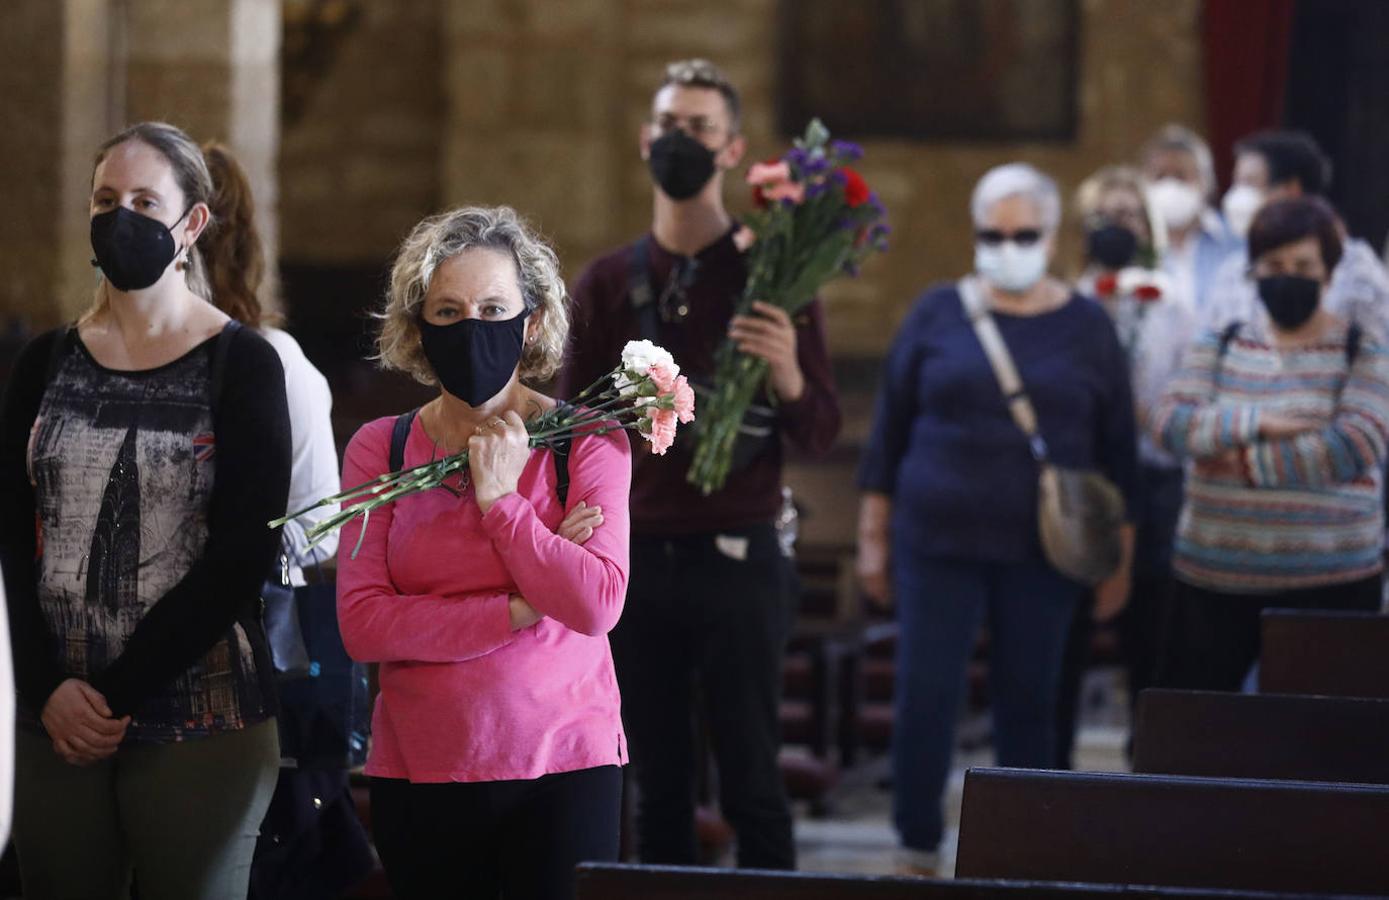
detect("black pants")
[612,525,795,869]
[1160,575,1383,692]
[369,766,621,900]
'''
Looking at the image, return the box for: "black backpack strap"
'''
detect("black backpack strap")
[1217,321,1242,358]
[627,235,661,342]
[1348,322,1363,366]
[209,319,244,410]
[551,401,575,508]
[389,408,419,473]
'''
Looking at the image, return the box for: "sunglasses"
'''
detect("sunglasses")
[976,228,1043,247]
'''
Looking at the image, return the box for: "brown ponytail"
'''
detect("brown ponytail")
[200,141,281,328]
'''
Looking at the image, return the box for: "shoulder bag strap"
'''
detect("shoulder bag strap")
[627,235,661,342]
[958,277,1048,462]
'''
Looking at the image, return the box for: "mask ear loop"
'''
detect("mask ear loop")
[170,204,196,271]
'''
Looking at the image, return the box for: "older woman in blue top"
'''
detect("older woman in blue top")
[856,163,1139,875]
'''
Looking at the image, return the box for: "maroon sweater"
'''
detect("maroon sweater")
[558,228,841,535]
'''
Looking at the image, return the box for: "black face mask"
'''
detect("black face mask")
[647,130,718,201]
[90,205,191,292]
[1086,224,1139,270]
[1257,275,1322,331]
[418,309,531,406]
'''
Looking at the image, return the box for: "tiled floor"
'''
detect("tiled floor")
[793,669,1133,877]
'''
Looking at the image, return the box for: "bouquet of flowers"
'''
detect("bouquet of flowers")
[271,340,695,557]
[686,119,889,495]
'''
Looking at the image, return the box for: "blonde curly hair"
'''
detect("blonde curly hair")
[376,206,569,386]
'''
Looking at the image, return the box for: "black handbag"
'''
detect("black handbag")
[262,557,311,678]
[274,574,371,769]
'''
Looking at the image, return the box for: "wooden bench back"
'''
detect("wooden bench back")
[955,767,1389,894]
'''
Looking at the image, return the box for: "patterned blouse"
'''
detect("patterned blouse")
[0,324,291,743]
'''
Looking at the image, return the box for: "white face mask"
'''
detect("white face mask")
[1148,177,1205,231]
[1221,184,1265,239]
[975,240,1049,294]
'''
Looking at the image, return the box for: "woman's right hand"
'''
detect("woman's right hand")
[1258,411,1323,441]
[857,493,893,607]
[856,533,892,607]
[508,594,542,631]
[41,679,129,766]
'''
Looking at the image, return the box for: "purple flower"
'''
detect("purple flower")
[788,146,830,177]
[830,139,864,162]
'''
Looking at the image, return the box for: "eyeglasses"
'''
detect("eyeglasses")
[976,228,1043,247]
[652,113,725,139]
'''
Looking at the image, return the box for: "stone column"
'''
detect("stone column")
[123,0,281,310]
[0,0,118,328]
[438,0,624,270]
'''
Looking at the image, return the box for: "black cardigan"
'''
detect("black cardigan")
[0,324,291,718]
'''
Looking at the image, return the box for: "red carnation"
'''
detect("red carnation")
[1094,273,1118,298]
[1134,284,1162,302]
[839,167,870,207]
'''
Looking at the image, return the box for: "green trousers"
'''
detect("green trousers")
[14,717,279,900]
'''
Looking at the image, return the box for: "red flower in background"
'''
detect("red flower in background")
[839,167,870,207]
[1133,284,1163,302]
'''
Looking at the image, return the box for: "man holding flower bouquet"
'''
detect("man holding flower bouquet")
[559,59,841,869]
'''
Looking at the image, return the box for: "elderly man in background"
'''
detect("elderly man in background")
[1141,124,1243,314]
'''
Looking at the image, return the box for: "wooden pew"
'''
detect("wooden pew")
[955,768,1389,894]
[574,863,1331,899]
[1133,689,1389,785]
[1260,610,1389,699]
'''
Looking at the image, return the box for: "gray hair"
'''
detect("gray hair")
[377,206,569,385]
[1142,123,1216,196]
[971,163,1062,233]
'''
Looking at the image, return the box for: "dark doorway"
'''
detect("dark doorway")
[1284,0,1389,251]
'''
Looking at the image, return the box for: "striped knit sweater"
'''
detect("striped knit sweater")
[1152,324,1389,593]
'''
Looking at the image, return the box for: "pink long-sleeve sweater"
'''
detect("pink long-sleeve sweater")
[336,413,631,783]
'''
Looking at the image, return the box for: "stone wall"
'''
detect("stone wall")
[0,0,281,327]
[279,0,1203,356]
[278,1,443,264]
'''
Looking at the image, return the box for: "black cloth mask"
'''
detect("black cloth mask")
[1257,275,1322,331]
[1086,224,1139,271]
[647,130,717,201]
[90,205,191,292]
[418,309,531,406]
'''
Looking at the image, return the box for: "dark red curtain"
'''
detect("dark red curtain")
[1202,0,1296,192]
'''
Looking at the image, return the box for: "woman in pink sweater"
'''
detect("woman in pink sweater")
[336,206,631,899]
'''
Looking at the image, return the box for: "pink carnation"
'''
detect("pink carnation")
[763,181,806,205]
[647,363,677,393]
[671,375,695,424]
[644,407,678,455]
[747,160,792,187]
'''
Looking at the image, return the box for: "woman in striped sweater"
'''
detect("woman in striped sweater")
[1152,196,1389,692]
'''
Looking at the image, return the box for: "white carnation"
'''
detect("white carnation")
[620,340,678,377]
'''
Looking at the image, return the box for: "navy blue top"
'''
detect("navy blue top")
[858,283,1139,565]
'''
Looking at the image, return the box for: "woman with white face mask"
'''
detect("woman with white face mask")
[855,163,1139,875]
